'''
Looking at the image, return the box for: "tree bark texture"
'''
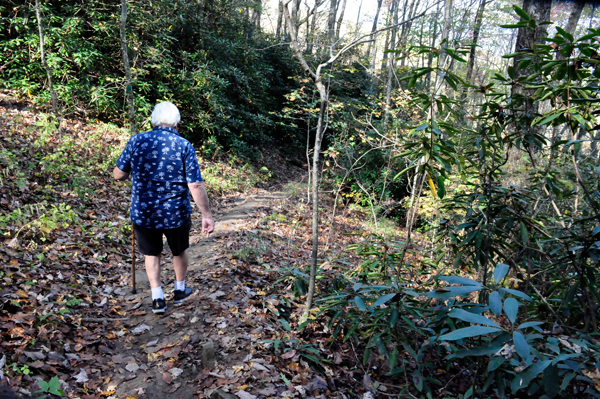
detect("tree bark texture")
[565,0,585,36]
[384,0,400,124]
[335,0,347,40]
[327,0,338,43]
[425,4,441,88]
[120,0,137,134]
[365,0,383,60]
[380,5,394,74]
[276,0,283,38]
[438,0,454,70]
[398,0,416,67]
[462,0,488,99]
[511,0,550,148]
[513,0,551,82]
[34,0,58,114]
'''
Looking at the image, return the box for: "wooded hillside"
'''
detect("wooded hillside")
[2,0,600,397]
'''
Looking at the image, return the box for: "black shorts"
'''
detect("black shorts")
[133,217,191,257]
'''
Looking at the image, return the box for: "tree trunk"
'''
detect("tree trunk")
[335,0,347,40]
[511,0,550,151]
[425,3,441,88]
[281,0,405,322]
[307,0,320,53]
[384,0,400,124]
[365,0,383,60]
[251,0,262,28]
[398,0,416,67]
[292,0,302,34]
[120,0,137,134]
[513,0,551,82]
[276,0,283,38]
[355,0,363,31]
[327,0,338,43]
[462,0,488,99]
[565,0,585,36]
[380,5,394,74]
[438,0,454,70]
[34,0,58,114]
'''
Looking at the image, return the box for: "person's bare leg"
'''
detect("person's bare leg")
[145,255,161,289]
[173,249,188,283]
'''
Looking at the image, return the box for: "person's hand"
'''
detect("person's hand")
[202,216,214,238]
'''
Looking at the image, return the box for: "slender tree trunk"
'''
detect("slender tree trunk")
[565,0,585,36]
[399,0,416,67]
[438,0,453,70]
[384,0,400,124]
[34,0,58,114]
[366,0,383,60]
[327,0,338,43]
[307,0,320,53]
[335,0,347,40]
[425,4,441,88]
[276,0,283,38]
[281,0,412,321]
[512,0,550,150]
[417,12,425,67]
[355,0,363,31]
[380,6,394,74]
[251,0,262,28]
[120,0,136,134]
[462,0,488,99]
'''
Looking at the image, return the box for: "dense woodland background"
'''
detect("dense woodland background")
[3,0,600,397]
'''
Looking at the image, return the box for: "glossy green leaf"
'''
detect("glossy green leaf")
[439,276,482,286]
[449,308,501,328]
[354,296,367,312]
[534,112,563,126]
[278,319,292,332]
[493,263,510,284]
[513,331,530,358]
[504,298,519,324]
[556,26,574,42]
[425,285,482,301]
[511,360,551,392]
[513,5,530,21]
[489,291,502,315]
[517,321,544,331]
[487,356,505,372]
[499,288,532,301]
[372,293,396,307]
[440,326,502,341]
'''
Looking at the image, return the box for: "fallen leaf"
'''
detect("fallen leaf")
[236,390,257,399]
[131,323,151,334]
[74,368,89,383]
[125,363,139,373]
[168,368,184,378]
[281,349,296,359]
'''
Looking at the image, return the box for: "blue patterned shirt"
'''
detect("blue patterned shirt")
[116,126,203,229]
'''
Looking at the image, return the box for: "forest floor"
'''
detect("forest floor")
[1,92,418,399]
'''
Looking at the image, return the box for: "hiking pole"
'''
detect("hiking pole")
[131,223,137,294]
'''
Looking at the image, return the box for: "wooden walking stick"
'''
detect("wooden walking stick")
[131,223,137,294]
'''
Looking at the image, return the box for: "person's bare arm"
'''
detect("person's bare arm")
[113,167,129,181]
[188,181,214,236]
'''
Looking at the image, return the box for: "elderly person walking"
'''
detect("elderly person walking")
[113,102,214,314]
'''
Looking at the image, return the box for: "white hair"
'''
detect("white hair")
[151,102,180,128]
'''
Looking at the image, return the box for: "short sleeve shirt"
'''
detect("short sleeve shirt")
[116,126,203,229]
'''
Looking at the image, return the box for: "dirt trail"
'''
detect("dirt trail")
[106,191,287,399]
